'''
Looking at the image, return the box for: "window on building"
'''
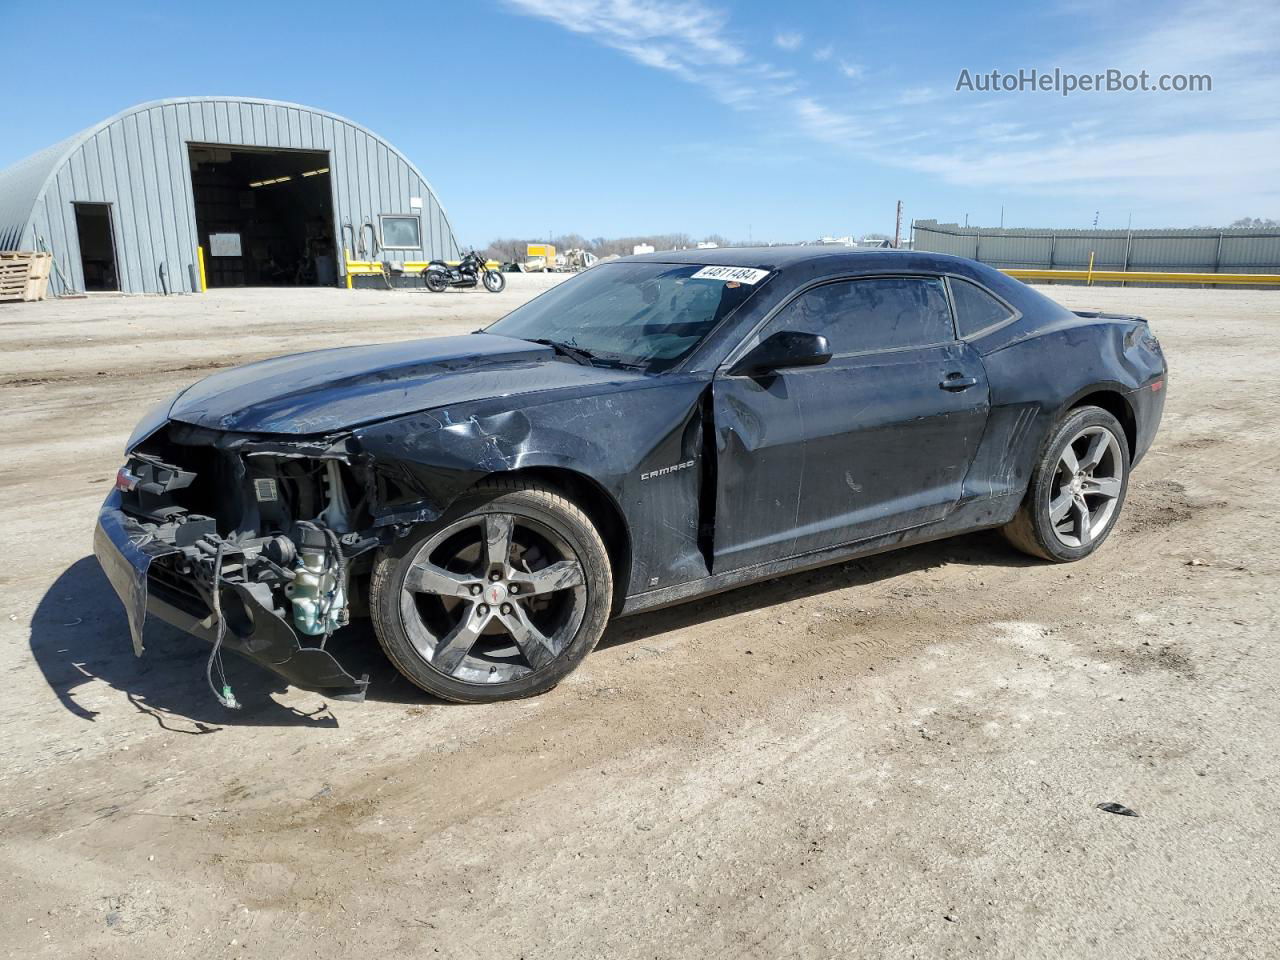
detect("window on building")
[380,215,422,249]
[766,276,954,354]
[949,278,1016,337]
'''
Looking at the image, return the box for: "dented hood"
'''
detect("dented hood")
[166,334,647,435]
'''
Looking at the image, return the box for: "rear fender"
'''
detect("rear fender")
[965,319,1157,503]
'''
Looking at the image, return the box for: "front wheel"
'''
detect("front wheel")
[424,269,448,292]
[482,269,506,293]
[369,480,613,702]
[1003,405,1130,562]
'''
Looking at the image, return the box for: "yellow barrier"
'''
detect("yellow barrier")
[1003,268,1280,286]
[196,245,207,292]
[343,256,502,287]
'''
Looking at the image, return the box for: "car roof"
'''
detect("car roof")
[619,244,975,275]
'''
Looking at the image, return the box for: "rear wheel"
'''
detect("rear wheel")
[369,480,613,702]
[1003,405,1130,562]
[424,269,448,292]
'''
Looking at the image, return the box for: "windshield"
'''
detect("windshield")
[484,262,769,373]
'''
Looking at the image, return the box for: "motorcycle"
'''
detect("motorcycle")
[423,250,506,293]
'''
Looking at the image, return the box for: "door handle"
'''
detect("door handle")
[940,374,979,391]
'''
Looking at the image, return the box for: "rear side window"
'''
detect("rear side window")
[950,278,1015,337]
[767,276,953,354]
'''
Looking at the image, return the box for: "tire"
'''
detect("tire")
[1003,405,1130,562]
[369,479,613,702]
[424,269,448,292]
[482,269,506,293]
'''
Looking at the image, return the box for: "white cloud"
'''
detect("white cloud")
[774,30,803,51]
[504,0,746,71]
[505,0,878,150]
[974,122,1043,144]
[902,0,1280,215]
[1092,0,1280,71]
[505,0,1280,219]
[792,97,864,144]
[896,86,940,105]
[907,128,1280,200]
[505,0,804,115]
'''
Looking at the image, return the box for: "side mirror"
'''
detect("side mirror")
[729,331,832,376]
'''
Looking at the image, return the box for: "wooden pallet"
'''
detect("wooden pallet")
[0,252,52,302]
[0,262,27,301]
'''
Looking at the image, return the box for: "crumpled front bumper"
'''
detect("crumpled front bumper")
[93,491,369,700]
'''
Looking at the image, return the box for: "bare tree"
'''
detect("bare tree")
[484,231,747,262]
[482,238,528,263]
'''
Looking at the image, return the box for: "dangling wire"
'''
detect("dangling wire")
[205,541,240,710]
[318,526,346,649]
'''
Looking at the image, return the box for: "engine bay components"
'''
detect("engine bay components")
[284,521,348,637]
[104,427,373,705]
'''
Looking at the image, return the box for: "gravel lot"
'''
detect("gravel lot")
[1,277,1276,959]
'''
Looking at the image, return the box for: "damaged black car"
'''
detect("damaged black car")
[95,248,1166,705]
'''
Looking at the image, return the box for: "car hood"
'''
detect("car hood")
[166,334,648,435]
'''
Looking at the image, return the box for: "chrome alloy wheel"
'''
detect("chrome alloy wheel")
[398,513,587,684]
[1049,424,1124,548]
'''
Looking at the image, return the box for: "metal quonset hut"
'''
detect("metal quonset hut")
[0,97,460,295]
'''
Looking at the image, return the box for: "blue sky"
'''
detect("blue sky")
[1,0,1275,245]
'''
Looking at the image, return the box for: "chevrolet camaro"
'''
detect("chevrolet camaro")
[94,248,1166,705]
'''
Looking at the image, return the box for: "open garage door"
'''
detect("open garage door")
[188,145,337,288]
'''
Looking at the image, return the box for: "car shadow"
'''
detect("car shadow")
[33,530,1034,727]
[29,557,431,730]
[597,528,1037,649]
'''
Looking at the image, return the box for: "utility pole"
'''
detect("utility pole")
[1000,205,1005,228]
[894,200,904,248]
[964,213,969,228]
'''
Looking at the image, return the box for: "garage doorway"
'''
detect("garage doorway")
[188,145,337,288]
[73,203,119,291]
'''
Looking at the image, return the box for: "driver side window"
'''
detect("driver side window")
[767,276,954,355]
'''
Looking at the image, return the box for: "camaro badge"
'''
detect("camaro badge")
[640,460,695,481]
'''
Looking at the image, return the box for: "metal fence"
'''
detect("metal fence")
[911,220,1280,285]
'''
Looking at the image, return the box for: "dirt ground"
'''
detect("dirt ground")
[1,276,1276,959]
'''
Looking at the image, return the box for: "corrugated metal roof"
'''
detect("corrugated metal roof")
[0,97,460,293]
[0,134,81,250]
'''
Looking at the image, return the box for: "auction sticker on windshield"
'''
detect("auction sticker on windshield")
[690,265,770,284]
